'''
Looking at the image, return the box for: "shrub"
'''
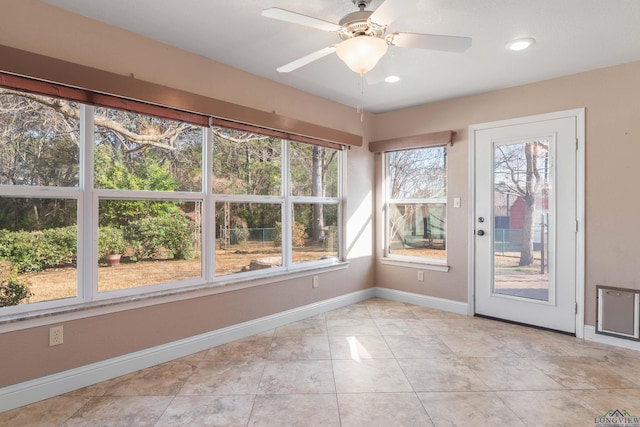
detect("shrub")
[0,230,12,259]
[39,227,77,266]
[273,221,308,248]
[0,261,32,307]
[126,213,196,261]
[231,227,250,244]
[98,226,128,257]
[0,226,76,273]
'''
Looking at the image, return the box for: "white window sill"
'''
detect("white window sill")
[379,257,450,272]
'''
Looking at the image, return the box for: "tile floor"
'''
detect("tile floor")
[2,298,640,426]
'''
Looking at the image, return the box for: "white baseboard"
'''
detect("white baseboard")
[0,288,376,413]
[583,325,640,352]
[374,287,468,315]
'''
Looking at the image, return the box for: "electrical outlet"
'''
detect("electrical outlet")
[49,325,63,346]
[418,271,424,282]
[312,275,319,288]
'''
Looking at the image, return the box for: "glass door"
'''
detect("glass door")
[473,114,578,333]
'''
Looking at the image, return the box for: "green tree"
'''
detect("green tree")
[94,145,183,227]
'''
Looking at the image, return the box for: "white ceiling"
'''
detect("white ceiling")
[43,0,640,113]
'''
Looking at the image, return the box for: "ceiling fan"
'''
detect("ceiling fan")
[262,0,472,76]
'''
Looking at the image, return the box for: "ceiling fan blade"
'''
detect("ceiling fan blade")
[389,32,472,52]
[276,46,337,73]
[262,8,341,32]
[369,0,412,26]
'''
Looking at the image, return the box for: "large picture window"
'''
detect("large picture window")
[0,86,343,316]
[385,146,447,262]
[211,133,342,277]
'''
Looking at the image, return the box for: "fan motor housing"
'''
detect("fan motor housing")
[338,10,386,39]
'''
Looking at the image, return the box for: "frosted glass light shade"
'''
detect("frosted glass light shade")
[336,36,388,75]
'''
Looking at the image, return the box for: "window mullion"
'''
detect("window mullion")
[282,139,292,268]
[80,105,96,302]
[389,198,447,204]
[383,153,390,257]
[338,148,346,262]
[213,194,284,204]
[204,126,214,281]
[0,186,80,198]
[289,196,340,204]
[93,190,204,201]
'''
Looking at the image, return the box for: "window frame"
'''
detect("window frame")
[211,137,344,281]
[382,145,449,268]
[0,86,346,320]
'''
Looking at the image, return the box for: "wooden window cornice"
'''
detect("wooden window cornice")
[369,130,454,153]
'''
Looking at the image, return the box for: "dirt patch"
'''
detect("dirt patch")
[20,242,332,304]
[388,247,446,260]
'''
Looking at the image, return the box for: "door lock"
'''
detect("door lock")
[477,230,485,236]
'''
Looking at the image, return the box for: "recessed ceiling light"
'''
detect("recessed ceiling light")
[506,37,536,51]
[385,75,400,83]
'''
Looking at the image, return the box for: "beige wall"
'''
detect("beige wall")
[0,0,375,387]
[1,0,639,389]
[372,60,640,325]
[1,0,364,136]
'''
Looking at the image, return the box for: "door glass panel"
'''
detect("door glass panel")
[493,139,551,301]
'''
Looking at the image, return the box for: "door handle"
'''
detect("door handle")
[477,230,485,236]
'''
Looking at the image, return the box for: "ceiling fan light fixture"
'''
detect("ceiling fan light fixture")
[506,37,536,51]
[335,36,388,76]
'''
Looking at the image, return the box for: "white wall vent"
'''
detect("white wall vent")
[596,285,640,341]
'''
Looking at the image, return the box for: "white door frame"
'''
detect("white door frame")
[467,109,585,338]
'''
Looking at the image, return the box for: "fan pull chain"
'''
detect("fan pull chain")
[358,73,365,122]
